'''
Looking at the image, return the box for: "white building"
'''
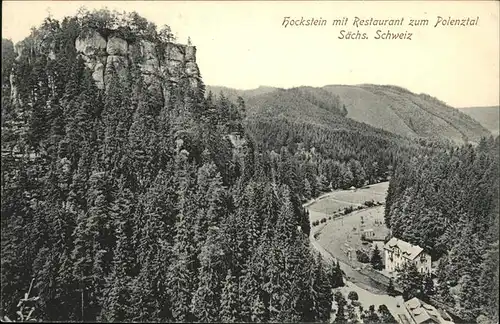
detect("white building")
[404,297,454,324]
[384,237,431,274]
[362,228,375,238]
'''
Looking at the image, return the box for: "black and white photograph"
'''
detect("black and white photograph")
[1,1,499,323]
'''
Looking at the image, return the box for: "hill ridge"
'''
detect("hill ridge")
[208,84,491,144]
[458,106,500,135]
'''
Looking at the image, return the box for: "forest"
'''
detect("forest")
[0,10,347,322]
[1,8,498,324]
[385,136,499,323]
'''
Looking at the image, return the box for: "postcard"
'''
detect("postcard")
[1,1,498,323]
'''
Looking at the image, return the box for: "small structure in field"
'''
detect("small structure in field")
[361,228,375,238]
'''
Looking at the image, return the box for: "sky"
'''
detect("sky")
[2,1,499,108]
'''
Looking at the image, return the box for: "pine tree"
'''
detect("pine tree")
[378,304,396,323]
[422,273,434,298]
[334,291,347,323]
[100,186,135,322]
[346,302,359,323]
[370,245,384,270]
[250,295,267,323]
[191,226,225,322]
[397,262,423,301]
[457,274,481,321]
[220,269,239,322]
[303,178,312,199]
[387,277,397,296]
[329,259,344,289]
[363,305,380,324]
[312,254,333,322]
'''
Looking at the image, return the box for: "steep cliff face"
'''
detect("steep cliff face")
[10,27,201,106]
[74,30,200,91]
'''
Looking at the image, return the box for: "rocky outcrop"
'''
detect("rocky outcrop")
[185,46,196,62]
[10,27,201,106]
[72,30,200,98]
[92,62,105,89]
[106,36,128,56]
[185,62,199,77]
[75,30,107,56]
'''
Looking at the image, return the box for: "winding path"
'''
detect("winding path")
[304,186,413,322]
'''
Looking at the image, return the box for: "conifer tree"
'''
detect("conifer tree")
[397,262,423,301]
[370,245,384,270]
[220,269,239,322]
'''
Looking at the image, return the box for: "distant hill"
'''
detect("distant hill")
[458,106,499,135]
[207,84,491,144]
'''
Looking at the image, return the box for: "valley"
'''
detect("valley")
[305,182,412,322]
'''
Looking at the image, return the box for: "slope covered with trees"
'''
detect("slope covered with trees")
[385,136,499,323]
[208,84,491,144]
[209,85,447,203]
[244,116,442,202]
[458,106,500,136]
[1,10,344,322]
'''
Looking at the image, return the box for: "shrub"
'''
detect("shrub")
[348,291,359,301]
[356,250,370,263]
[378,304,397,323]
[364,200,375,207]
[344,206,354,215]
[320,218,327,223]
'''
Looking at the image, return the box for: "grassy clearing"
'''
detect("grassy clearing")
[308,199,353,214]
[316,206,389,266]
[308,182,389,215]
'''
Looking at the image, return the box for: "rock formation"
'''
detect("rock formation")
[10,27,201,106]
[73,29,200,96]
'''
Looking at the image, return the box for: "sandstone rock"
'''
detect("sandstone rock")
[107,36,128,56]
[164,43,184,62]
[105,55,129,82]
[185,46,196,62]
[166,60,183,76]
[14,42,25,61]
[10,73,19,105]
[75,30,107,57]
[140,59,160,75]
[79,54,106,74]
[144,75,163,93]
[79,54,95,70]
[140,40,157,60]
[70,29,199,96]
[93,62,105,89]
[185,62,199,77]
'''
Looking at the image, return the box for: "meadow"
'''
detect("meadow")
[307,182,389,223]
[315,206,389,266]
